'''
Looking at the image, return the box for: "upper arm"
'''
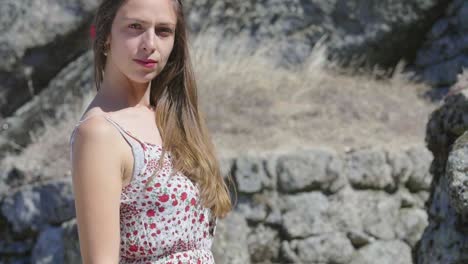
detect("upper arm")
[70,116,124,263]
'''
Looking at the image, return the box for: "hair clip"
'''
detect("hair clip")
[90,24,96,40]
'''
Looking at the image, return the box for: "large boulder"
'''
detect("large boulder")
[412,0,468,98]
[0,0,98,118]
[0,51,93,159]
[416,86,468,263]
[184,0,450,67]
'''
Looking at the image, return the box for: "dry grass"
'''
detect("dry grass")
[1,31,438,180]
[190,31,437,157]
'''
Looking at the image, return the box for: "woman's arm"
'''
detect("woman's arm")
[71,116,124,264]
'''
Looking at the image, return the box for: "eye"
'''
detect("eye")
[129,23,142,30]
[156,27,174,37]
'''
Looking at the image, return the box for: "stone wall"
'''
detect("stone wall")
[0,145,433,263]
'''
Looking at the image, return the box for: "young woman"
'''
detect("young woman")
[69,0,233,263]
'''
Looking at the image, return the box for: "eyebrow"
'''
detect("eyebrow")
[123,17,176,27]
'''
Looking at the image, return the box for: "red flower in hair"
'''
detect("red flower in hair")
[89,24,96,39]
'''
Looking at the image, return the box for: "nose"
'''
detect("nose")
[141,30,156,54]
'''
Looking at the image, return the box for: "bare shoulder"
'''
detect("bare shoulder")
[74,105,119,142]
[74,114,114,145]
[71,106,125,180]
[70,111,124,263]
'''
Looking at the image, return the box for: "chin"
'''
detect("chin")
[129,72,157,83]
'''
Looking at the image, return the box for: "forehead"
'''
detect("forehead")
[116,0,177,24]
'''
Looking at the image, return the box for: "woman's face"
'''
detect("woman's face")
[107,0,177,84]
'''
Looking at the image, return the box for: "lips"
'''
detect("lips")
[134,59,158,68]
[136,59,157,63]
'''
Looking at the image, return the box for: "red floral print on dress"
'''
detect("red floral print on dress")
[118,144,217,263]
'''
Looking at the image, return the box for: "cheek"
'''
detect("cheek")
[117,39,137,57]
[112,40,137,66]
[161,41,175,61]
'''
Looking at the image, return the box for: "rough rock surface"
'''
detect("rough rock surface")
[0,0,452,127]
[412,0,468,98]
[416,88,468,264]
[184,0,450,68]
[0,51,93,159]
[0,0,98,118]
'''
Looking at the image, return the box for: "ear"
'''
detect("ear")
[104,36,111,52]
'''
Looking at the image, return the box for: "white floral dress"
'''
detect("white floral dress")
[70,115,217,264]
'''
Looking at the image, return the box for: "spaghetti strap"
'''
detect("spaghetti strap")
[69,114,146,186]
[101,115,149,147]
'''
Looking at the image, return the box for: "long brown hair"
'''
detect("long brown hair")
[92,0,235,218]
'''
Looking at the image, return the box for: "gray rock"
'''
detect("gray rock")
[212,212,251,264]
[1,179,75,234]
[235,155,271,194]
[327,187,363,232]
[219,156,235,180]
[387,148,414,186]
[62,219,81,264]
[276,148,346,194]
[425,89,468,179]
[280,240,303,264]
[329,188,401,240]
[344,147,395,191]
[235,194,268,223]
[417,89,468,264]
[289,232,355,264]
[247,224,280,262]
[419,55,468,87]
[358,192,400,240]
[185,0,448,67]
[350,240,412,264]
[417,180,468,264]
[446,132,468,215]
[397,188,429,209]
[346,230,375,248]
[0,0,98,117]
[414,0,468,91]
[0,170,9,199]
[31,225,64,264]
[234,190,284,224]
[405,146,433,192]
[0,237,34,255]
[258,191,284,226]
[0,50,93,159]
[395,208,428,247]
[0,256,30,264]
[282,192,332,238]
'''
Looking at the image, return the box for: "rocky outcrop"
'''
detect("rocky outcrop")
[0,0,452,127]
[412,0,468,99]
[185,0,450,67]
[0,0,459,158]
[0,145,433,263]
[0,0,98,118]
[0,51,93,159]
[416,87,468,263]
